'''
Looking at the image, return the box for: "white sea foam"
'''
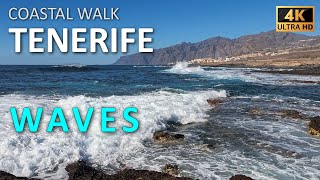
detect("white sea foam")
[133,65,168,68]
[1,85,320,179]
[165,62,205,74]
[164,62,320,85]
[1,90,320,179]
[0,89,226,179]
[214,95,320,180]
[53,64,86,68]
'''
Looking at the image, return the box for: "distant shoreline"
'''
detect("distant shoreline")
[196,59,320,76]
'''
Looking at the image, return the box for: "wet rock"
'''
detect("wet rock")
[66,161,191,180]
[153,131,185,144]
[66,161,107,180]
[308,116,320,136]
[249,108,308,120]
[247,140,301,158]
[288,80,318,84]
[199,144,217,151]
[162,164,179,176]
[248,108,266,116]
[1,161,191,180]
[166,121,183,127]
[268,146,300,158]
[279,109,304,119]
[230,174,253,180]
[207,99,223,106]
[261,66,320,76]
[0,171,39,180]
[106,169,192,180]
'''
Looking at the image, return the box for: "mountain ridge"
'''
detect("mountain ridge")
[114,30,320,65]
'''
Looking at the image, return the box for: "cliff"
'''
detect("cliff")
[114,30,319,65]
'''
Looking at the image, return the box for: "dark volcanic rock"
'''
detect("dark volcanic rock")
[254,142,301,158]
[262,66,320,76]
[153,131,185,144]
[114,30,317,65]
[162,164,179,176]
[107,169,192,180]
[66,161,107,180]
[0,171,39,180]
[308,116,320,136]
[66,161,191,180]
[248,108,266,116]
[280,109,304,119]
[248,108,308,121]
[288,80,319,84]
[0,161,192,180]
[230,174,254,180]
[207,99,223,106]
[199,144,217,151]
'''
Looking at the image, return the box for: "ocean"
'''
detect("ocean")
[0,62,320,179]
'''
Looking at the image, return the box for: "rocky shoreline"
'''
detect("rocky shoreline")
[2,98,320,180]
[199,63,320,76]
[249,108,320,136]
[0,161,192,180]
[256,66,320,76]
[0,98,255,180]
[0,160,253,180]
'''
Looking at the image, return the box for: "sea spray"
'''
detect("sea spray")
[0,89,227,178]
[165,62,205,74]
[165,62,320,85]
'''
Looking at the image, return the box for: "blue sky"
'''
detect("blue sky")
[0,0,319,65]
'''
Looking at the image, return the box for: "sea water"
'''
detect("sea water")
[0,63,320,179]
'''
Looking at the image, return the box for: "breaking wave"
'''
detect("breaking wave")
[0,89,226,179]
[164,62,205,74]
[39,64,100,72]
[164,62,320,86]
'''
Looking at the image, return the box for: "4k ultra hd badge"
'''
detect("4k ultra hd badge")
[276,6,315,32]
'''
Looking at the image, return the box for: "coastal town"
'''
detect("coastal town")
[188,41,320,67]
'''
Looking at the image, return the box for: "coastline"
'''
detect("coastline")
[0,161,253,180]
[256,66,320,76]
[197,59,320,76]
[1,64,320,179]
